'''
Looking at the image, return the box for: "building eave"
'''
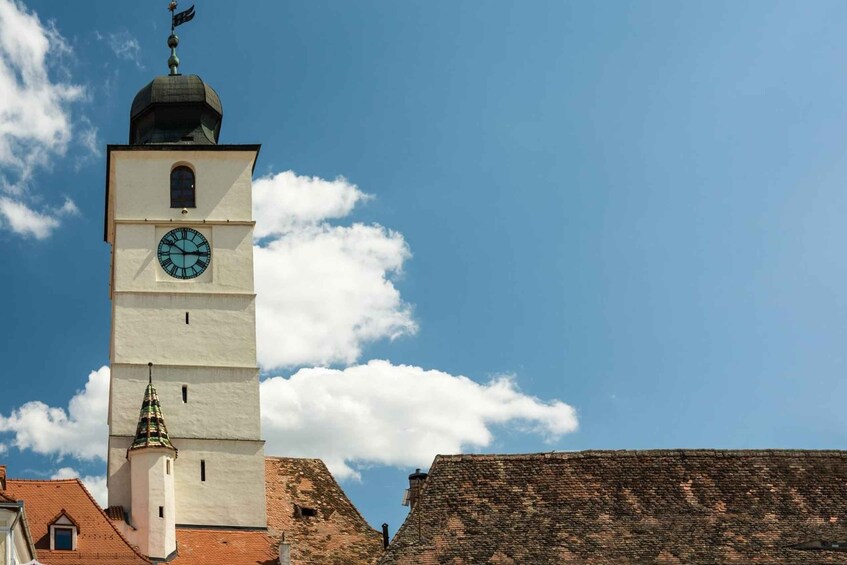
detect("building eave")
[103,144,262,242]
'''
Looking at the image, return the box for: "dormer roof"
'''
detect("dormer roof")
[48,509,80,531]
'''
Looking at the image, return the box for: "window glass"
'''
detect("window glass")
[54,527,73,550]
[171,166,195,208]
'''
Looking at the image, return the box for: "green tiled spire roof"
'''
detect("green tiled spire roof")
[128,364,176,454]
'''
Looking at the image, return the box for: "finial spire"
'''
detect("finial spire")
[129,366,177,454]
[148,361,153,385]
[167,2,196,76]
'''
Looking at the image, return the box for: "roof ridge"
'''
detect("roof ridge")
[265,456,323,463]
[433,449,847,462]
[6,478,81,484]
[311,458,379,536]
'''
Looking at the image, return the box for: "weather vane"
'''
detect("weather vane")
[167,1,196,76]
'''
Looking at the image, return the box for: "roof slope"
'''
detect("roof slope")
[167,457,383,565]
[4,478,149,565]
[380,450,847,565]
[265,457,384,565]
[172,528,277,565]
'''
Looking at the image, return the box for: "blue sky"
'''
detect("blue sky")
[1,0,847,533]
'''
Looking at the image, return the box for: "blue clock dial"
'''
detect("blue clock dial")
[157,227,211,279]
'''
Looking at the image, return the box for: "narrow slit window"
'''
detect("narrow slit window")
[185,312,189,324]
[159,506,164,518]
[170,166,195,208]
[200,459,206,482]
[182,385,188,403]
[166,459,171,475]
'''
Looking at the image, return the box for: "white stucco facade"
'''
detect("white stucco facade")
[106,147,267,532]
[0,506,34,565]
[127,447,176,559]
[109,436,266,528]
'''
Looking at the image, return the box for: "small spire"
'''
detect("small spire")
[167,1,196,76]
[129,365,177,455]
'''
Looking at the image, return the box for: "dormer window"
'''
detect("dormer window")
[793,540,847,551]
[294,504,317,518]
[49,511,79,551]
[171,165,195,208]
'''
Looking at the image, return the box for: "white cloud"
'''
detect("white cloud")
[76,116,99,166]
[51,467,107,508]
[0,168,579,486]
[253,171,371,238]
[0,443,6,454]
[261,360,578,479]
[97,30,143,69]
[0,362,578,484]
[0,195,77,239]
[0,0,85,237]
[254,171,416,369]
[0,366,108,460]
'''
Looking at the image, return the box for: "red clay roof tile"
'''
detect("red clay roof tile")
[4,478,149,565]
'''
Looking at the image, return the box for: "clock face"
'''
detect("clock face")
[157,227,211,279]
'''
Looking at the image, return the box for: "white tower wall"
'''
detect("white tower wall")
[106,147,267,529]
[128,447,176,560]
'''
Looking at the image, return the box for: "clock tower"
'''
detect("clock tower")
[103,26,266,550]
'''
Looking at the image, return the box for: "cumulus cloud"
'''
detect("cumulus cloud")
[52,467,108,508]
[261,360,578,479]
[1,362,578,484]
[0,366,108,460]
[253,171,372,238]
[0,195,78,239]
[254,171,416,369]
[0,0,85,238]
[0,169,579,484]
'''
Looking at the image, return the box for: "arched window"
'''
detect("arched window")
[171,166,195,208]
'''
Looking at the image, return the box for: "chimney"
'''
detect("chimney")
[406,468,428,511]
[0,465,6,491]
[382,523,390,549]
[278,540,290,565]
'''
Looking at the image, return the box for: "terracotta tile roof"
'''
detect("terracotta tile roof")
[165,457,383,564]
[265,457,384,565]
[106,505,126,522]
[380,450,847,565]
[3,478,149,565]
[2,456,381,564]
[171,528,277,565]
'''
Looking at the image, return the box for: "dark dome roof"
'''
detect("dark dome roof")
[129,74,223,145]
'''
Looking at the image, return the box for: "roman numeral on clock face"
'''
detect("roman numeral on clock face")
[158,227,211,280]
